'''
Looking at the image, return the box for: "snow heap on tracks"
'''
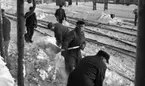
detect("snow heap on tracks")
[98,12,123,26]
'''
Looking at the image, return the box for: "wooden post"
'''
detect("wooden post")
[135,0,145,86]
[116,0,120,4]
[0,2,5,59]
[93,0,97,10]
[17,0,25,86]
[17,0,36,85]
[68,0,72,5]
[76,0,78,5]
[104,0,108,11]
[41,0,44,4]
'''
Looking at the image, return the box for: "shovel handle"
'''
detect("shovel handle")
[61,46,80,51]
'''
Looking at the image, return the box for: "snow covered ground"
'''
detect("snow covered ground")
[7,18,135,86]
[2,1,137,86]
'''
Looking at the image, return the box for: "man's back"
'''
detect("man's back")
[54,23,70,45]
[55,8,66,20]
[67,56,107,86]
[25,12,37,26]
[2,17,11,41]
[62,29,86,48]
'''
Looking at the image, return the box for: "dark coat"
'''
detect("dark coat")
[67,55,107,86]
[62,28,86,60]
[54,23,70,45]
[62,28,86,74]
[25,12,37,27]
[55,8,66,20]
[2,17,11,41]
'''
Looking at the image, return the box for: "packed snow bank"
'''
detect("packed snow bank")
[98,12,123,26]
[24,36,67,86]
[0,56,15,86]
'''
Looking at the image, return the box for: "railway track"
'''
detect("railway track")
[36,15,137,56]
[37,7,137,32]
[38,20,136,58]
[35,14,136,45]
[38,19,136,54]
[6,13,136,58]
[6,13,135,83]
[66,18,136,45]
[36,10,137,44]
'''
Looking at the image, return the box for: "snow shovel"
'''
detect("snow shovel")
[61,46,80,52]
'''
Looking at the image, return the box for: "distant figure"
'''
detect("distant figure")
[67,50,110,86]
[47,22,70,47]
[25,7,37,43]
[55,5,67,24]
[62,20,86,75]
[1,9,11,62]
[133,8,138,26]
[92,0,97,10]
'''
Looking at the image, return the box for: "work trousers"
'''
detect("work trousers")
[25,26,34,41]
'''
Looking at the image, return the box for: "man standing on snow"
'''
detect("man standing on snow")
[25,7,37,43]
[92,0,97,10]
[55,5,67,24]
[62,20,86,76]
[1,9,11,63]
[133,8,138,26]
[67,50,110,86]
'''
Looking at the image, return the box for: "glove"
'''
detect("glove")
[79,44,85,50]
[56,41,61,47]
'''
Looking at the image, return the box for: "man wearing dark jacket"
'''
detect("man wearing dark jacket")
[62,20,86,76]
[1,9,11,62]
[25,7,37,43]
[67,50,110,86]
[55,5,67,24]
[133,8,138,26]
[48,22,70,47]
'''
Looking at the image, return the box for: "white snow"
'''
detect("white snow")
[1,1,137,86]
[0,56,15,86]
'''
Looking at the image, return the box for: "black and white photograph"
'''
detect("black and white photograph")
[0,0,143,86]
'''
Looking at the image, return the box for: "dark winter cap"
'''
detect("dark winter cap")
[47,22,54,29]
[59,5,63,7]
[97,50,110,63]
[29,7,33,10]
[76,20,85,25]
[1,9,4,12]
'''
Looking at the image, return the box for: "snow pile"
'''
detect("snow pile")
[98,12,123,26]
[1,0,13,10]
[0,56,15,86]
[24,36,67,86]
[62,20,70,27]
[104,69,134,86]
[37,12,49,20]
